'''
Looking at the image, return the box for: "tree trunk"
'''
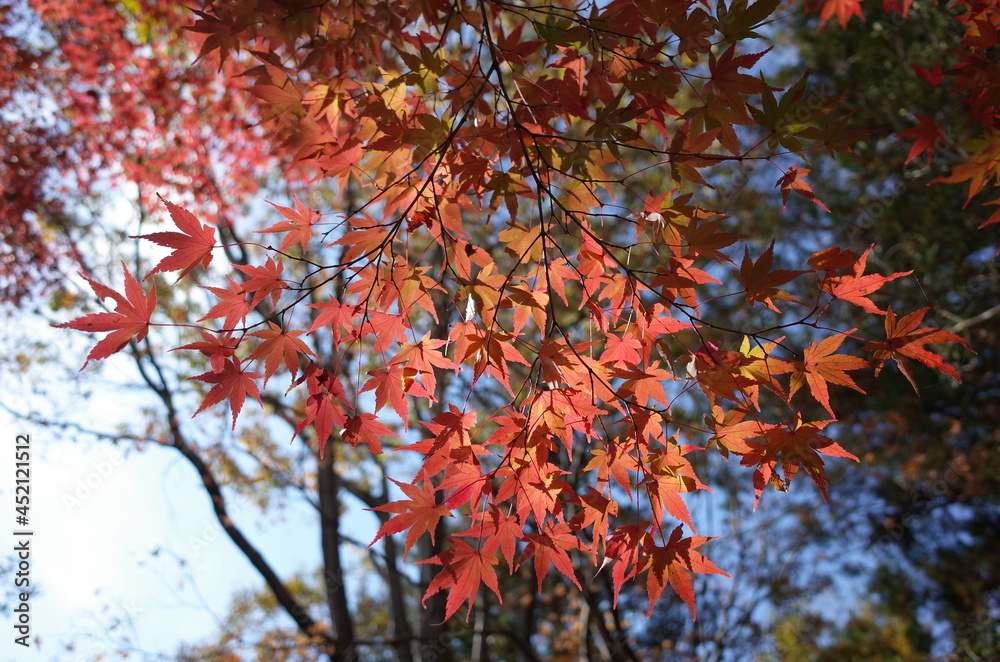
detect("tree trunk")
[319,441,357,661]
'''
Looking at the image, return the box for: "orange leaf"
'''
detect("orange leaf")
[790,332,869,416]
[863,306,974,392]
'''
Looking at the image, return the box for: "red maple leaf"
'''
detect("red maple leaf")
[234,257,287,309]
[368,478,452,559]
[172,329,237,374]
[819,0,864,28]
[308,297,359,342]
[899,115,947,165]
[199,277,254,330]
[341,413,397,454]
[361,365,410,425]
[56,263,156,368]
[292,365,348,455]
[864,306,974,392]
[420,539,502,622]
[256,196,321,252]
[820,245,911,314]
[742,416,858,507]
[456,508,522,572]
[134,197,215,280]
[775,164,830,213]
[247,322,316,384]
[736,241,809,313]
[190,358,263,428]
[909,61,945,87]
[519,522,585,592]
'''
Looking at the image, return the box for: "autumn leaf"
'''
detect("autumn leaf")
[519,522,585,593]
[420,539,502,622]
[56,263,157,368]
[741,416,858,507]
[790,332,869,416]
[190,358,263,428]
[899,115,947,165]
[818,0,864,28]
[172,329,237,374]
[736,241,809,313]
[775,164,830,213]
[819,245,911,314]
[134,197,215,280]
[368,478,451,559]
[256,196,320,252]
[341,413,397,454]
[639,526,729,621]
[863,306,974,392]
[360,364,410,424]
[199,277,253,330]
[247,322,316,384]
[292,365,348,455]
[234,257,287,309]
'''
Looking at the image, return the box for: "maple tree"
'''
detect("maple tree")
[4,0,992,659]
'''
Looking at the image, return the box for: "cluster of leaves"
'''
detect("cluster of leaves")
[56,0,971,624]
[0,0,309,304]
[817,0,1000,231]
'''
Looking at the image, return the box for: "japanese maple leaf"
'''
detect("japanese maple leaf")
[909,61,945,87]
[775,165,830,214]
[307,297,358,342]
[682,215,746,264]
[736,241,809,313]
[368,477,451,559]
[820,245,911,314]
[705,45,770,116]
[583,445,639,496]
[742,417,858,507]
[899,115,947,165]
[569,487,619,559]
[247,322,315,384]
[641,445,706,532]
[705,405,774,458]
[134,197,215,280]
[360,310,410,353]
[519,522,585,593]
[639,525,729,620]
[819,0,864,28]
[234,257,287,309]
[420,538,502,622]
[455,508,522,572]
[292,366,348,455]
[57,263,156,368]
[863,306,973,392]
[341,413,396,454]
[190,358,263,428]
[172,329,237,374]
[200,277,253,330]
[388,334,456,396]
[600,333,643,369]
[790,332,869,416]
[613,363,673,406]
[256,196,320,252]
[360,364,409,425]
